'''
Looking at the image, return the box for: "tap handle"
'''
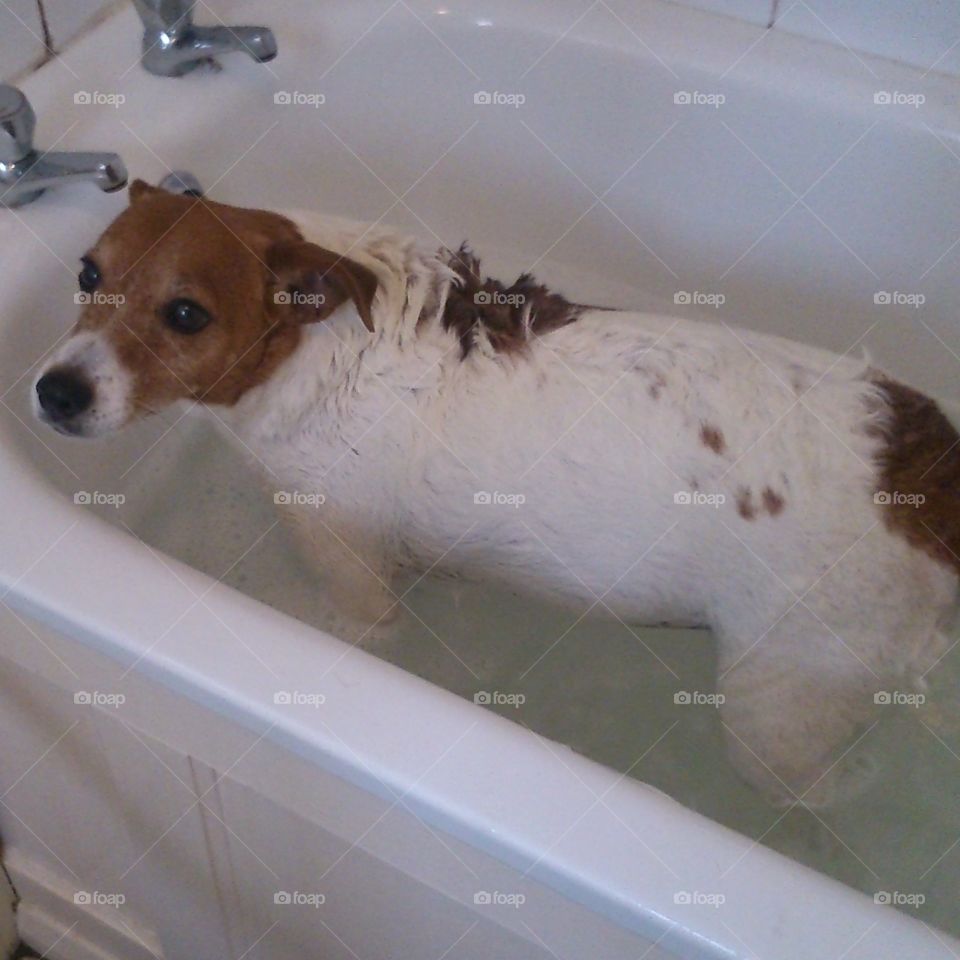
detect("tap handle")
[131,0,195,34]
[0,86,35,165]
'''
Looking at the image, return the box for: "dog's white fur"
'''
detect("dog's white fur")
[41,210,958,807]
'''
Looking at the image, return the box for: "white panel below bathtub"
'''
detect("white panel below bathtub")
[0,622,675,960]
[773,0,960,77]
[0,648,234,960]
[10,852,161,960]
[0,1,46,81]
[667,0,773,28]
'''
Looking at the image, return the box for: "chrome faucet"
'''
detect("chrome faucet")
[0,86,128,209]
[133,0,277,76]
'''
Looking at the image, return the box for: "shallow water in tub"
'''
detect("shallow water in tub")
[89,409,960,939]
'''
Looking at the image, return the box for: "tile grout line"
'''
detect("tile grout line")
[35,0,53,55]
[767,0,779,30]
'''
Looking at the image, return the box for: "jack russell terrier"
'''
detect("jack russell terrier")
[33,180,960,807]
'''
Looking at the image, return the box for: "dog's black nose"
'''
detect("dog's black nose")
[36,368,93,421]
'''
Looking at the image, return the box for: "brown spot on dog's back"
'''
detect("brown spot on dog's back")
[872,376,960,575]
[646,372,667,400]
[442,245,581,358]
[762,487,785,516]
[700,423,726,455]
[736,487,755,520]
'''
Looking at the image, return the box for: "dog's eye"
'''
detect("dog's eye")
[78,258,100,293]
[164,298,211,334]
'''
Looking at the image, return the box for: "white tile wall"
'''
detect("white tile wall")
[667,0,960,77]
[771,0,960,77]
[0,0,46,81]
[7,1,960,90]
[41,0,118,53]
[17,0,960,85]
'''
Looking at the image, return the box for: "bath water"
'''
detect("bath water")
[113,415,960,938]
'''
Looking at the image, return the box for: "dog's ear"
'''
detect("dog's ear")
[266,240,378,332]
[128,179,161,204]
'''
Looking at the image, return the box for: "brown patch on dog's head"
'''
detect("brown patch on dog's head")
[736,487,755,520]
[57,180,378,425]
[442,245,581,358]
[872,376,960,575]
[700,423,726,455]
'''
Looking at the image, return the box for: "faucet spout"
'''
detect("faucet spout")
[0,86,128,208]
[0,152,128,208]
[194,24,277,63]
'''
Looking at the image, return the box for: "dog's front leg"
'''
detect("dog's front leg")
[325,545,400,627]
[282,505,401,631]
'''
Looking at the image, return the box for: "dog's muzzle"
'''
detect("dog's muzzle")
[33,331,132,438]
[36,366,94,422]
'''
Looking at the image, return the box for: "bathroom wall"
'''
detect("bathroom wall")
[3,1,959,83]
[41,0,122,55]
[0,0,46,81]
[0,0,118,82]
[670,0,960,76]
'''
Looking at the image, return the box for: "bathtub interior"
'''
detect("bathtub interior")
[26,412,960,938]
[4,0,960,943]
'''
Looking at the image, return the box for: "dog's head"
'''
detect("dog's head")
[33,180,378,437]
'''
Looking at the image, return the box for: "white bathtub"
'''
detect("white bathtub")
[1,1,959,957]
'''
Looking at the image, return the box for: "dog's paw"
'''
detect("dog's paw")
[758,741,882,810]
[333,582,403,629]
[316,604,400,651]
